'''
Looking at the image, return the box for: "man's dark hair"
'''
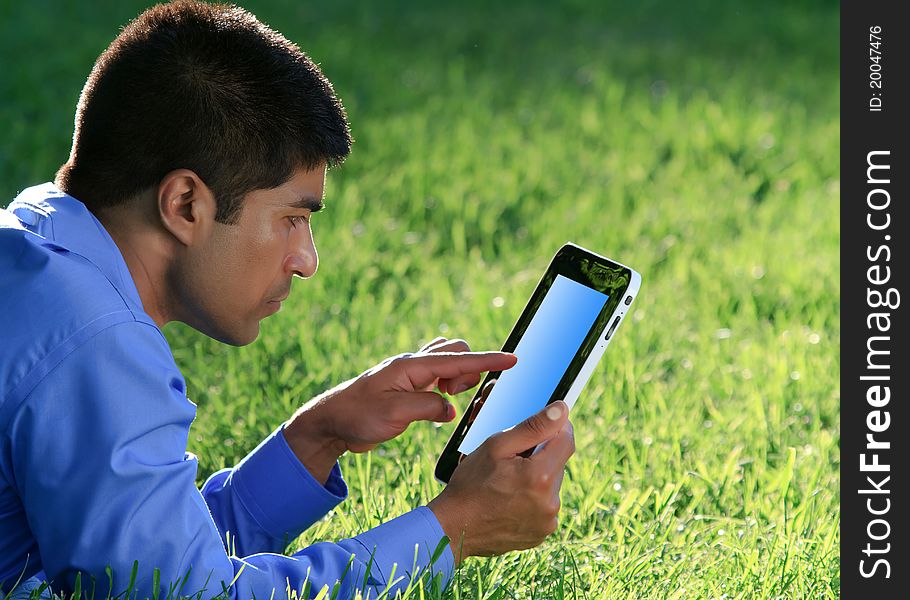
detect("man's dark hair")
[55,0,352,224]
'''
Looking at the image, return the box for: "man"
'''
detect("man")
[0,1,574,598]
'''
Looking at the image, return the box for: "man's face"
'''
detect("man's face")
[175,164,327,345]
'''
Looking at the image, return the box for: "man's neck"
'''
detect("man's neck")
[95,208,173,328]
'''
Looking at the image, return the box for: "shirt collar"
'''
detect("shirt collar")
[10,183,145,313]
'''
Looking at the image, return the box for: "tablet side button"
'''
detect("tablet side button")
[604,315,622,340]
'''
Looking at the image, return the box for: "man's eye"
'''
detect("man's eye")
[288,215,309,228]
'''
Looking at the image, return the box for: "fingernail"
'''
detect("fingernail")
[454,383,469,394]
[546,402,564,420]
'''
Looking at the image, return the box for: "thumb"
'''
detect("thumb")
[488,401,568,458]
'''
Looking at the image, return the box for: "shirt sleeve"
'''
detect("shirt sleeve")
[200,426,348,557]
[8,321,454,599]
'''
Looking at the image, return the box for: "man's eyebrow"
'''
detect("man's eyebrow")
[287,196,325,212]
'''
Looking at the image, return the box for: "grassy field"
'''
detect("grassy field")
[1,0,840,597]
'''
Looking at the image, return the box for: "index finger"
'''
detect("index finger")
[394,351,517,391]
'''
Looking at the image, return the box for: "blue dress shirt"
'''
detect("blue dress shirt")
[0,184,454,599]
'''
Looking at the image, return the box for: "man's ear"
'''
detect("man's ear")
[157,169,217,246]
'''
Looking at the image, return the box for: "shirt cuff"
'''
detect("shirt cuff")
[350,506,455,591]
[230,425,348,541]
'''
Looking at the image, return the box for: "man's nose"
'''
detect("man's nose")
[284,232,318,279]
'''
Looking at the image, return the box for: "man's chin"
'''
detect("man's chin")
[224,324,261,347]
[192,320,260,347]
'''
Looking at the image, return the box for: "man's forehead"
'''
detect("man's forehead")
[258,165,327,207]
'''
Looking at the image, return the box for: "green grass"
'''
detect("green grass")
[1,0,839,597]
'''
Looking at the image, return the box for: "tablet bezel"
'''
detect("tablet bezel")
[434,242,640,483]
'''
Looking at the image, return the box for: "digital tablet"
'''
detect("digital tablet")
[434,242,641,484]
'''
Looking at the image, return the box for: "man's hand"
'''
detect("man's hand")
[283,337,517,482]
[427,401,575,564]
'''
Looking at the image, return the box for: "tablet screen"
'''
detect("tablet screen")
[458,274,609,455]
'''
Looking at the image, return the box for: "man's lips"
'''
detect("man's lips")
[265,299,284,315]
[269,288,291,303]
[265,291,290,315]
